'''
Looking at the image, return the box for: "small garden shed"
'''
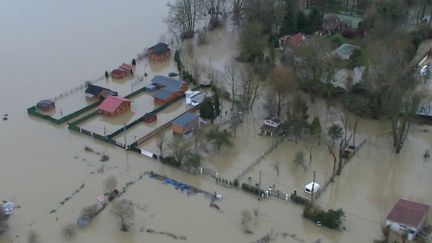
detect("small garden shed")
[172,112,199,138]
[142,113,157,123]
[36,100,55,112]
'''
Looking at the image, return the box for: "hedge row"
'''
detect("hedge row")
[241,183,265,196]
[290,193,310,205]
[125,86,147,99]
[68,110,99,127]
[161,156,181,167]
[27,100,101,125]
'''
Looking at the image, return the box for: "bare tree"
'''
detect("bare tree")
[199,0,226,29]
[290,37,335,102]
[111,199,135,232]
[336,113,359,175]
[223,60,241,108]
[268,66,296,116]
[168,138,191,165]
[390,92,421,154]
[156,133,167,159]
[103,175,118,194]
[166,0,199,39]
[240,66,264,110]
[231,0,244,25]
[230,113,241,137]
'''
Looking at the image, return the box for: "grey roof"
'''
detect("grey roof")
[37,99,54,108]
[149,43,171,55]
[335,44,359,59]
[151,75,184,89]
[85,84,105,96]
[172,112,198,127]
[152,86,179,100]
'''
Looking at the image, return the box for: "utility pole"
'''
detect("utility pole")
[123,123,127,147]
[258,170,262,197]
[311,170,316,206]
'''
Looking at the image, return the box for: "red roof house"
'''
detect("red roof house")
[111,68,129,79]
[279,33,306,48]
[119,63,133,74]
[386,199,430,240]
[111,63,134,79]
[98,96,131,117]
[290,33,306,46]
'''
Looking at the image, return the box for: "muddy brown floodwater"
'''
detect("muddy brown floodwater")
[1,1,432,243]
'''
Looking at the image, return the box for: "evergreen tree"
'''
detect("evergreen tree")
[279,0,297,36]
[328,124,343,145]
[309,116,322,142]
[306,6,322,34]
[296,10,307,33]
[199,97,216,121]
[213,93,221,117]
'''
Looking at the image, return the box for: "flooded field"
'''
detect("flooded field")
[1,1,432,243]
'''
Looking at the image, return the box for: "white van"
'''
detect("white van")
[304,182,320,194]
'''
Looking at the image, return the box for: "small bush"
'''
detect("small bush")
[233,179,239,187]
[330,35,344,47]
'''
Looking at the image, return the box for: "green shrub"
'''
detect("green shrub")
[303,205,345,229]
[174,50,183,71]
[314,209,345,229]
[330,35,344,47]
[233,179,239,187]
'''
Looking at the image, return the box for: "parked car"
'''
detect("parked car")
[304,182,320,194]
[168,72,178,77]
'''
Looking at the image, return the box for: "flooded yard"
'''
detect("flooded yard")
[114,100,193,144]
[79,93,156,135]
